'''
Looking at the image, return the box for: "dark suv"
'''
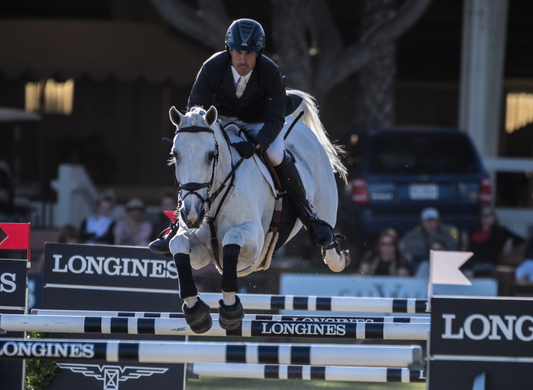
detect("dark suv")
[339,127,491,241]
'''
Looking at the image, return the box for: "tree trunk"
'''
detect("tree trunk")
[354,0,398,129]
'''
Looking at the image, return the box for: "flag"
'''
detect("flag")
[164,211,177,220]
[0,223,30,251]
[430,250,472,286]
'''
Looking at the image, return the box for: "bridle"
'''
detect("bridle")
[172,124,245,221]
[173,126,218,207]
[171,122,245,266]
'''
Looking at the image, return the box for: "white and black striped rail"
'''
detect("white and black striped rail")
[0,338,422,367]
[198,293,428,314]
[31,309,430,324]
[189,363,426,383]
[0,315,430,340]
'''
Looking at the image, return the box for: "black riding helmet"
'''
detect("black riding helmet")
[225,19,265,53]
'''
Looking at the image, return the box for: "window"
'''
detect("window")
[25,78,74,115]
[506,93,533,133]
[369,133,479,175]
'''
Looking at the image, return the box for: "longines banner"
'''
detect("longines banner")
[43,243,185,390]
[429,360,533,390]
[0,259,26,390]
[430,296,533,358]
[44,243,177,290]
[0,258,27,310]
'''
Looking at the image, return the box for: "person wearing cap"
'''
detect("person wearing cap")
[114,198,152,247]
[399,207,459,274]
[150,18,334,256]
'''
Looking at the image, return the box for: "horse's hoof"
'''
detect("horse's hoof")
[182,298,212,334]
[341,249,351,267]
[218,295,244,331]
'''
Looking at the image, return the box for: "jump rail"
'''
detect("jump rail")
[189,363,427,383]
[0,338,422,367]
[31,309,430,324]
[0,315,430,341]
[198,293,428,314]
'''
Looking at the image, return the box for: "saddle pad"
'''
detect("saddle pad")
[225,125,277,196]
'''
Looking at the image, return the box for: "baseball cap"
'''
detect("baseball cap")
[421,207,439,220]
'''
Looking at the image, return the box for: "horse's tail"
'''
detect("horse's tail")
[287,89,348,184]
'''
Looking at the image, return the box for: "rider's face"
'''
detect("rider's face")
[229,49,259,76]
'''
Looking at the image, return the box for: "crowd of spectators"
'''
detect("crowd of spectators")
[357,205,531,282]
[63,191,177,250]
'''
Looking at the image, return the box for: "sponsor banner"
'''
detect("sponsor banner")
[44,243,177,290]
[0,339,103,360]
[0,259,27,309]
[42,243,184,390]
[430,296,533,358]
[429,360,533,390]
[52,362,177,390]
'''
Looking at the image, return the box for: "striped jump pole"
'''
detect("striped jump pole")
[0,338,423,367]
[189,363,427,383]
[198,293,429,314]
[0,315,430,340]
[31,309,430,324]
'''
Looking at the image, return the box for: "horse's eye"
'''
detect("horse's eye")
[207,151,215,161]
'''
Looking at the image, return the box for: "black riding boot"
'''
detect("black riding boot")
[274,151,334,247]
[149,221,178,258]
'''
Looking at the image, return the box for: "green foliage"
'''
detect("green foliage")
[25,332,59,390]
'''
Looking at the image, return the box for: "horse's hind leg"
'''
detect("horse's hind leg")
[173,253,212,333]
[218,244,245,330]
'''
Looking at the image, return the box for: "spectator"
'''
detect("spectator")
[150,191,178,242]
[400,207,458,273]
[58,224,80,244]
[515,237,533,282]
[33,224,80,274]
[461,205,525,276]
[358,228,410,276]
[414,239,448,278]
[79,195,115,245]
[114,198,152,246]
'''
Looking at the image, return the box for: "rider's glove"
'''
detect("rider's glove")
[233,140,257,159]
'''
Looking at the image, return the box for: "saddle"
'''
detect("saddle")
[224,125,299,269]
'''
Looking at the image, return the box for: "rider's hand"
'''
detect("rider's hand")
[233,140,257,159]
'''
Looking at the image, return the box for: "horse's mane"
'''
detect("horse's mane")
[287,89,348,184]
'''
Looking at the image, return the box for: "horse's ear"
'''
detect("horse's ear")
[205,106,218,126]
[169,106,185,127]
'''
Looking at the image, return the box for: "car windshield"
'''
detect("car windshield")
[368,132,479,174]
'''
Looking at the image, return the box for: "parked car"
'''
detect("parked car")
[338,127,491,245]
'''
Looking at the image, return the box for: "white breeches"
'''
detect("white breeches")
[219,116,288,166]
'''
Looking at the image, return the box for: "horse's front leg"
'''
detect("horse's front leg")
[170,233,212,334]
[218,225,260,330]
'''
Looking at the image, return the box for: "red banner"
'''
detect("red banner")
[0,223,30,251]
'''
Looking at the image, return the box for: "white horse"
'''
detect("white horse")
[168,90,349,333]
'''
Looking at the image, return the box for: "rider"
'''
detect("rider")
[150,18,334,255]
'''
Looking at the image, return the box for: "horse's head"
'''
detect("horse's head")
[170,105,219,229]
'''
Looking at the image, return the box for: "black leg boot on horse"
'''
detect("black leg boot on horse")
[275,151,334,247]
[174,253,212,333]
[218,244,245,330]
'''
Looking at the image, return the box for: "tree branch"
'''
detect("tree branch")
[149,0,230,51]
[319,0,432,91]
